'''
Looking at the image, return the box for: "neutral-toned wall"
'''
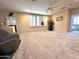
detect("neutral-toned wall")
[14,13,30,33]
[52,7,79,32]
[0,12,9,26]
[52,10,69,32]
[0,11,49,33]
[70,7,79,15]
[14,13,49,33]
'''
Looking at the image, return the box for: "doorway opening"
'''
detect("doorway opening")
[71,14,79,32]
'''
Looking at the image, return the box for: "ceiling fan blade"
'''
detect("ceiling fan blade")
[50,9,53,11]
[45,10,48,12]
[50,6,58,8]
[45,8,53,12]
[61,7,66,9]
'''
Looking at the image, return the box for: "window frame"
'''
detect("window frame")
[29,15,45,27]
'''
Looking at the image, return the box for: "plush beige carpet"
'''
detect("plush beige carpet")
[12,31,79,59]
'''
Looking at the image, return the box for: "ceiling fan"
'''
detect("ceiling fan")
[45,6,57,12]
[32,0,37,1]
[31,0,57,12]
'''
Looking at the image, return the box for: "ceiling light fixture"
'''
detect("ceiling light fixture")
[61,7,66,9]
[32,0,36,1]
[45,6,57,12]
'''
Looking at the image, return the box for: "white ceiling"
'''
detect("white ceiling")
[0,0,79,15]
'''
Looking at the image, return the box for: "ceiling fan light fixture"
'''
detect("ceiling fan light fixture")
[32,0,37,1]
[61,7,66,9]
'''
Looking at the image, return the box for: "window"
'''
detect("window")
[29,16,36,26]
[73,17,79,24]
[29,15,44,27]
[6,17,16,25]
